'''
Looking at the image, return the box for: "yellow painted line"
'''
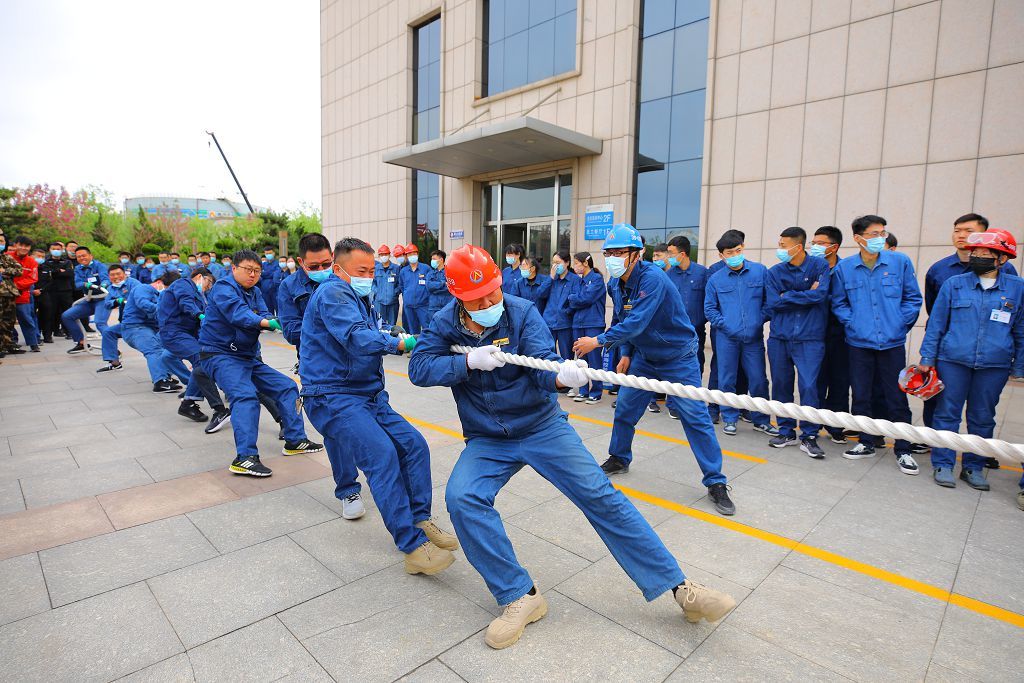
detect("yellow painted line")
[265,340,296,350]
[402,415,465,440]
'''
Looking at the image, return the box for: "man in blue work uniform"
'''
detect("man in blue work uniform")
[765,227,830,457]
[278,233,334,357]
[398,243,430,334]
[62,246,109,355]
[301,238,457,556]
[831,215,923,474]
[150,252,172,280]
[120,272,181,393]
[665,235,708,419]
[116,252,135,280]
[371,244,401,326]
[704,232,778,438]
[159,266,230,431]
[808,226,850,444]
[259,246,287,316]
[923,213,1017,469]
[132,254,153,284]
[918,229,1024,490]
[426,249,454,323]
[95,264,138,373]
[199,252,225,280]
[199,249,323,478]
[704,231,749,423]
[500,242,524,294]
[411,243,736,650]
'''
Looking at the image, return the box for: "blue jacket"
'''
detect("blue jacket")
[924,253,1017,314]
[277,269,318,347]
[501,265,523,294]
[133,265,153,284]
[408,294,563,439]
[298,274,401,397]
[426,266,454,313]
[598,260,698,363]
[152,262,191,280]
[510,274,552,315]
[206,263,226,280]
[121,284,161,328]
[708,259,728,276]
[260,262,288,305]
[198,276,269,358]
[704,260,770,343]
[158,276,205,341]
[666,262,708,329]
[74,261,109,292]
[830,251,922,350]
[567,269,607,329]
[398,264,431,307]
[919,273,1024,375]
[765,255,831,341]
[372,261,401,306]
[103,278,139,323]
[542,271,580,330]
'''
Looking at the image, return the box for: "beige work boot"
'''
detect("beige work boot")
[404,541,454,576]
[485,589,548,649]
[415,518,460,550]
[674,579,737,623]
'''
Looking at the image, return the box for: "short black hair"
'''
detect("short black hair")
[779,226,806,244]
[431,249,447,260]
[886,232,898,248]
[851,215,886,236]
[159,251,169,256]
[49,241,63,249]
[170,252,180,257]
[298,233,331,257]
[13,235,33,247]
[667,235,691,253]
[190,266,212,279]
[814,226,843,246]
[333,237,374,260]
[134,252,145,259]
[75,246,91,254]
[160,270,181,286]
[198,252,210,258]
[522,255,543,270]
[107,264,124,274]
[652,243,669,253]
[505,243,524,257]
[716,230,745,252]
[954,213,989,229]
[118,251,130,257]
[263,245,275,251]
[232,249,261,267]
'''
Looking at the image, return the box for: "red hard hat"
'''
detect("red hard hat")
[378,244,391,256]
[392,244,406,257]
[445,245,502,301]
[966,229,1017,259]
[899,365,945,400]
[406,243,419,254]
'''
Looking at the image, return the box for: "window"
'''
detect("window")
[633,0,709,248]
[483,0,576,96]
[482,172,572,263]
[412,17,441,252]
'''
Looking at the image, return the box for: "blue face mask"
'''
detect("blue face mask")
[653,259,665,268]
[519,267,531,279]
[146,263,154,269]
[264,253,274,260]
[724,254,745,269]
[136,257,145,265]
[51,249,62,258]
[222,260,231,267]
[605,256,627,278]
[807,244,827,258]
[505,256,515,266]
[340,267,371,296]
[467,300,504,328]
[408,254,419,265]
[776,246,797,263]
[554,263,565,276]
[307,269,331,284]
[395,256,406,266]
[195,281,203,293]
[34,256,45,264]
[120,258,129,264]
[863,236,886,254]
[430,258,439,269]
[171,258,179,264]
[668,257,680,267]
[278,261,287,270]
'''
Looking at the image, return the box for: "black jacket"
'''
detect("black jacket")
[38,257,75,293]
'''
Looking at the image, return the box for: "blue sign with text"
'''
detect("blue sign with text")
[584,204,614,241]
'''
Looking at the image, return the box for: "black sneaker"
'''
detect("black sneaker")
[827,429,847,445]
[6,347,26,355]
[800,437,826,459]
[30,345,40,352]
[909,443,931,455]
[229,456,272,477]
[707,483,735,516]
[43,336,53,344]
[600,456,629,476]
[710,412,720,424]
[282,439,324,456]
[739,411,753,424]
[768,434,798,449]
[205,408,231,434]
[608,388,618,396]
[277,425,285,441]
[668,408,680,420]
[153,379,179,393]
[67,342,87,355]
[983,457,1001,470]
[96,362,122,373]
[843,443,876,460]
[647,401,661,414]
[177,400,209,423]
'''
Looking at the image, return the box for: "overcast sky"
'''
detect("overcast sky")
[0,0,320,213]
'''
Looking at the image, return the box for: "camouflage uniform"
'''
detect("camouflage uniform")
[0,252,23,352]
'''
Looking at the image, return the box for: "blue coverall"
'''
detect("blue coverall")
[371,260,401,326]
[603,261,727,486]
[409,293,686,605]
[198,277,307,459]
[398,263,431,334]
[425,266,454,323]
[541,270,580,359]
[704,260,747,419]
[98,278,138,363]
[277,268,318,351]
[765,255,830,440]
[666,262,709,373]
[259,261,287,316]
[152,261,191,280]
[61,261,109,343]
[120,284,172,383]
[133,265,153,285]
[158,277,224,410]
[500,264,523,294]
[300,274,430,551]
[919,272,1024,471]
[567,269,607,400]
[509,273,552,315]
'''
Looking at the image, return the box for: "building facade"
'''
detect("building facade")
[322,0,1024,350]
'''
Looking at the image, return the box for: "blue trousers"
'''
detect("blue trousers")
[447,416,685,605]
[160,351,192,386]
[101,323,121,362]
[121,324,170,383]
[303,391,429,553]
[171,349,224,410]
[402,305,427,335]
[15,303,39,346]
[201,355,306,458]
[930,361,1007,471]
[609,352,726,486]
[848,345,912,453]
[61,299,102,342]
[715,336,769,425]
[551,327,573,360]
[375,302,399,326]
[707,328,746,419]
[768,338,825,439]
[603,342,622,390]
[573,326,604,399]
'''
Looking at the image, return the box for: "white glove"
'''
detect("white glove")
[467,345,506,371]
[556,359,589,388]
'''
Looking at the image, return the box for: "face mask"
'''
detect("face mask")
[307,269,331,284]
[505,256,515,266]
[395,256,406,265]
[724,254,745,269]
[171,258,180,264]
[51,249,62,258]
[146,263,154,269]
[776,246,797,263]
[430,258,439,269]
[287,262,296,271]
[0,245,5,253]
[605,256,627,278]
[188,260,197,267]
[968,255,998,275]
[222,260,230,267]
[120,258,129,264]
[136,257,145,265]
[408,254,419,264]
[348,275,373,296]
[653,259,665,268]
[554,263,565,276]
[380,256,390,264]
[195,281,203,293]
[807,244,827,258]
[862,236,886,254]
[519,267,531,278]
[278,260,287,270]
[467,300,504,328]
[264,253,274,260]
[668,257,680,267]
[34,256,45,264]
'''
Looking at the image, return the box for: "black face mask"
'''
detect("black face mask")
[968,255,998,275]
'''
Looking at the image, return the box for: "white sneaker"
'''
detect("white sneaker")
[85,332,101,340]
[342,493,365,519]
[896,452,920,476]
[566,390,577,398]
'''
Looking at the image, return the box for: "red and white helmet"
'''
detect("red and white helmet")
[899,365,944,400]
[966,229,1017,259]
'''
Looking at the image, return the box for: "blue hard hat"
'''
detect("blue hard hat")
[602,223,643,250]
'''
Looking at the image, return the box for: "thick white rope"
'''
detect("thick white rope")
[445,344,1024,465]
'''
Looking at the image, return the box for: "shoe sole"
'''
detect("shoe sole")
[342,508,366,520]
[934,479,956,488]
[959,478,990,491]
[723,430,737,436]
[683,595,738,624]
[153,387,179,393]
[179,412,209,423]
[769,440,798,449]
[800,444,825,459]
[829,437,848,445]
[281,445,325,456]
[205,416,231,434]
[714,504,736,516]
[602,467,629,476]
[899,467,920,476]
[842,452,875,460]
[228,465,272,477]
[405,551,455,576]
[485,601,548,650]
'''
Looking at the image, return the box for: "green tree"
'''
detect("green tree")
[0,187,41,241]
[91,208,113,246]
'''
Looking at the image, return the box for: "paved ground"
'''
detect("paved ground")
[0,334,1021,683]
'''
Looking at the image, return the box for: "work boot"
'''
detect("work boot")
[959,468,990,491]
[416,518,459,550]
[674,580,737,624]
[933,467,956,488]
[600,455,629,475]
[177,400,208,423]
[404,541,454,576]
[485,589,548,649]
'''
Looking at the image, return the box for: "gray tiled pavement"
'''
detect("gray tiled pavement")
[0,337,1022,681]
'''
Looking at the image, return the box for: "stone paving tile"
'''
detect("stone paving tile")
[967,494,1024,562]
[751,440,880,483]
[148,536,341,649]
[210,454,331,497]
[931,606,1022,681]
[56,404,143,429]
[187,486,337,553]
[0,553,50,626]
[396,659,465,682]
[0,447,77,479]
[0,477,24,515]
[134,447,227,482]
[924,662,980,683]
[97,471,240,530]
[69,432,181,468]
[0,414,56,438]
[0,436,10,456]
[700,481,833,538]
[952,544,1024,614]
[729,458,855,506]
[0,497,115,560]
[0,583,183,683]
[40,516,218,607]
[440,590,682,683]
[187,617,331,682]
[115,653,195,682]
[20,458,154,508]
[0,394,42,409]
[0,398,87,421]
[8,422,116,455]
[289,516,403,585]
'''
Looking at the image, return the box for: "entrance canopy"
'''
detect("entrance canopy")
[382,116,603,179]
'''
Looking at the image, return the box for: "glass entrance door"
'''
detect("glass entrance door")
[482,172,572,263]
